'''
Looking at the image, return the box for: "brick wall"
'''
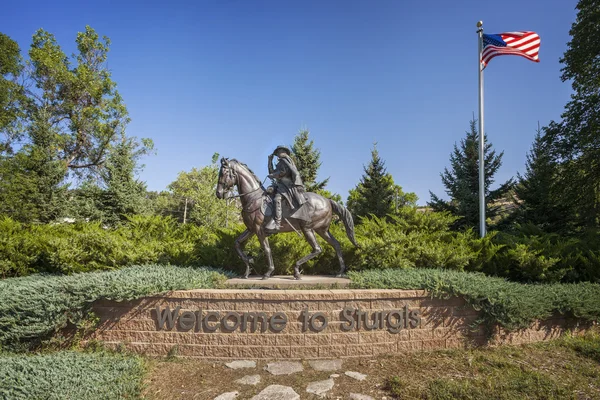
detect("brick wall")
[91,289,584,359]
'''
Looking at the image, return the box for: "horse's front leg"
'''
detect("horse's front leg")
[234,229,255,278]
[257,231,275,280]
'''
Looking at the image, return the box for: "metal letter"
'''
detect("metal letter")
[155,306,180,331]
[178,310,196,331]
[309,312,328,332]
[203,311,220,332]
[222,311,241,332]
[340,307,356,332]
[269,312,287,332]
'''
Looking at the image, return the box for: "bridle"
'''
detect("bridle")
[219,158,266,200]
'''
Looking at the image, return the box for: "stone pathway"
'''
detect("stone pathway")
[345,371,368,381]
[308,359,343,371]
[225,360,256,369]
[251,385,300,400]
[264,361,304,375]
[214,391,239,400]
[212,359,376,400]
[306,378,335,397]
[235,374,261,385]
[349,394,375,400]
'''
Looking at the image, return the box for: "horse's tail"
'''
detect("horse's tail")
[329,199,359,248]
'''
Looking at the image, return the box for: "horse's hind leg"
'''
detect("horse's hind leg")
[293,229,322,280]
[317,229,346,277]
[257,231,275,280]
[234,229,255,278]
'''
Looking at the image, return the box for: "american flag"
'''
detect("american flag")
[481,31,540,69]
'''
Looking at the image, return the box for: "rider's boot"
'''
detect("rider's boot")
[265,194,282,234]
[273,194,282,231]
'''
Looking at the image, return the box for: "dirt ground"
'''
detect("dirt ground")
[143,339,600,400]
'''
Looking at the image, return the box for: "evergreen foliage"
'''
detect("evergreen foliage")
[290,129,329,192]
[0,108,68,222]
[429,119,514,231]
[0,351,146,399]
[347,144,397,218]
[0,27,152,224]
[0,264,229,350]
[353,209,490,271]
[99,137,152,225]
[349,268,600,331]
[513,126,571,232]
[544,0,600,229]
[0,33,26,152]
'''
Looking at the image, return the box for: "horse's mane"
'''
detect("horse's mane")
[230,159,264,188]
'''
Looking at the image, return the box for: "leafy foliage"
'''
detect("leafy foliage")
[168,153,239,227]
[0,351,146,399]
[0,264,229,350]
[429,119,514,232]
[349,268,600,331]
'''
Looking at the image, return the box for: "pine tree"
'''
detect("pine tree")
[428,119,513,231]
[546,0,600,229]
[99,137,151,225]
[347,144,397,219]
[290,129,329,192]
[514,125,570,232]
[0,108,67,222]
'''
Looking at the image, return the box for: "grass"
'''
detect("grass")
[0,350,146,400]
[383,331,600,399]
[140,330,600,399]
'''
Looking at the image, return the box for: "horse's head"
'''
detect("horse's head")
[216,157,236,199]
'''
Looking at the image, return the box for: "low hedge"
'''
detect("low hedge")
[0,351,145,399]
[3,212,600,283]
[0,264,229,351]
[349,268,600,331]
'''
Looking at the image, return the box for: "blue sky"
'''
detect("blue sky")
[4,0,576,205]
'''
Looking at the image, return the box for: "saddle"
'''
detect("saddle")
[261,196,311,223]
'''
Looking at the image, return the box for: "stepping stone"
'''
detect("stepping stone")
[235,374,261,386]
[308,359,343,371]
[349,394,375,400]
[330,374,340,378]
[265,361,303,376]
[345,371,367,381]
[214,392,239,400]
[225,360,256,369]
[251,385,300,400]
[306,378,335,397]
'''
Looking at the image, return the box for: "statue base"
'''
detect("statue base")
[225,275,351,288]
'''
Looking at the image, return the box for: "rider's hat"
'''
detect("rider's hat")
[273,145,291,156]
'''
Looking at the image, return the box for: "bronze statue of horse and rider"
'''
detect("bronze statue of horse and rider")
[215,145,358,280]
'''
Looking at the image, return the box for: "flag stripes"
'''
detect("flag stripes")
[481,31,540,69]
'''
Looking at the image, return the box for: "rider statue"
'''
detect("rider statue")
[265,145,307,233]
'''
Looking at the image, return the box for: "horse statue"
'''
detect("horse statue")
[216,158,359,280]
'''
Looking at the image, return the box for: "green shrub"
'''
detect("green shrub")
[0,265,229,351]
[0,351,145,399]
[474,225,600,283]
[349,268,600,331]
[353,210,485,271]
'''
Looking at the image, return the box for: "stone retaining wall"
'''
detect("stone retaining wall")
[92,289,583,359]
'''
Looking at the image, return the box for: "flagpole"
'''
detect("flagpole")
[477,21,486,237]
